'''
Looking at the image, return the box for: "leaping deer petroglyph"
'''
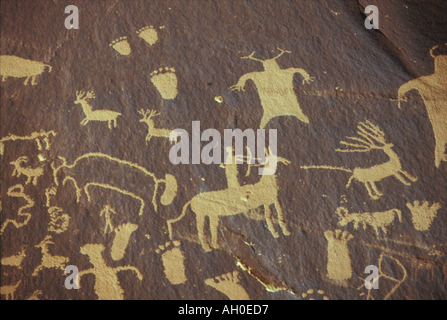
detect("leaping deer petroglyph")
[168,147,291,252]
[75,91,122,129]
[301,121,417,200]
[231,48,314,128]
[138,109,182,143]
[10,156,44,185]
[336,207,402,236]
[32,235,69,276]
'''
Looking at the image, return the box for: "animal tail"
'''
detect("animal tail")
[346,175,355,188]
[300,165,352,173]
[394,209,403,222]
[46,65,52,73]
[167,200,191,240]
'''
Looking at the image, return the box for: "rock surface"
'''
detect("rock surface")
[1,0,446,300]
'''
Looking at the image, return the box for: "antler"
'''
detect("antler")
[139,109,160,120]
[241,51,264,62]
[272,47,292,60]
[336,121,387,153]
[75,91,85,99]
[85,91,96,100]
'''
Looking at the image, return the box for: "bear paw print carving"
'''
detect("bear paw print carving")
[137,26,158,46]
[109,37,131,56]
[150,67,178,100]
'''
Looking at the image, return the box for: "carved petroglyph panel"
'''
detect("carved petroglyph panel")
[1,0,446,301]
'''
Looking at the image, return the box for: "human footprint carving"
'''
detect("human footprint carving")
[137,26,158,45]
[406,201,441,231]
[155,241,187,285]
[324,230,354,287]
[205,271,250,300]
[111,223,138,261]
[109,37,131,56]
[150,67,178,100]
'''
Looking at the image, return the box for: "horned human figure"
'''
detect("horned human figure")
[398,45,447,168]
[231,48,314,128]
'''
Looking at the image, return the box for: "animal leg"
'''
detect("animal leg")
[209,216,220,250]
[365,182,380,200]
[399,170,418,182]
[24,76,31,85]
[370,182,383,197]
[196,214,212,252]
[108,121,112,130]
[264,205,279,238]
[25,176,32,185]
[33,176,38,186]
[31,76,37,85]
[32,265,44,277]
[275,202,291,236]
[394,172,412,186]
[80,119,88,126]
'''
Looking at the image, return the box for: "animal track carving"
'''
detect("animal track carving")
[0,55,52,85]
[325,230,354,287]
[205,271,250,300]
[156,241,187,285]
[137,26,158,45]
[109,37,131,56]
[301,289,330,300]
[406,201,441,231]
[150,67,178,100]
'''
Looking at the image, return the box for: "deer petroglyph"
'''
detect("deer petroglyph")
[301,121,417,200]
[74,91,122,129]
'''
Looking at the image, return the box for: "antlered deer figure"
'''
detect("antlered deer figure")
[32,235,69,276]
[138,109,182,143]
[74,91,121,129]
[301,121,418,200]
